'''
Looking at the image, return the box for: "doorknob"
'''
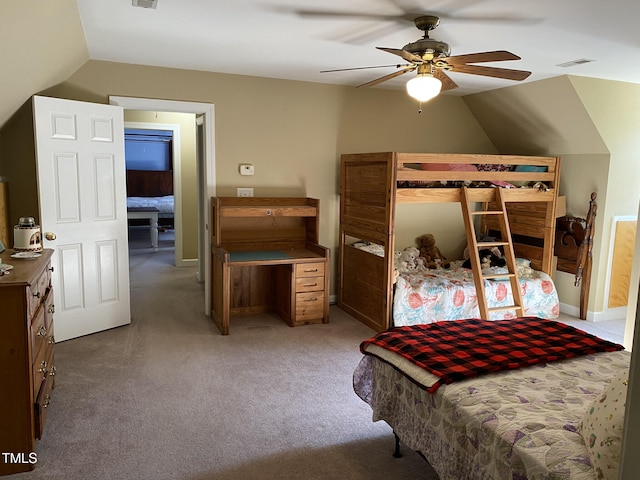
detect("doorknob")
[44,232,56,241]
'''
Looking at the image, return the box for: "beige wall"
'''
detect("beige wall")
[336,87,498,258]
[569,77,640,321]
[0,0,88,130]
[40,60,496,295]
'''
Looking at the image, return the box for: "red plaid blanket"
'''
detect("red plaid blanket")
[360,317,624,393]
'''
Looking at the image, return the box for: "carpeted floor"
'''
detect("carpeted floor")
[7,231,433,480]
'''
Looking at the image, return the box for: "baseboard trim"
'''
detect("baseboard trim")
[559,303,628,322]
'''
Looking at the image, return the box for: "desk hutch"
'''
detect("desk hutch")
[210,197,330,335]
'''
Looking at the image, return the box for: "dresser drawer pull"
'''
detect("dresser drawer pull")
[303,268,318,273]
[37,325,47,337]
[50,366,56,377]
[38,360,48,374]
[33,291,41,299]
[48,304,55,314]
[42,395,51,409]
[303,297,318,302]
[303,283,318,288]
[48,335,55,345]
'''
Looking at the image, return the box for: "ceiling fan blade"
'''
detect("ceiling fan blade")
[449,64,531,81]
[444,50,521,65]
[289,9,536,25]
[377,47,423,64]
[434,69,458,91]
[321,64,412,73]
[357,67,416,88]
[293,10,399,20]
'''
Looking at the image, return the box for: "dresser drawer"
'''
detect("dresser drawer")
[295,275,324,293]
[34,363,55,440]
[30,305,47,364]
[295,262,325,278]
[295,291,324,321]
[32,337,54,398]
[28,264,51,318]
[43,290,55,331]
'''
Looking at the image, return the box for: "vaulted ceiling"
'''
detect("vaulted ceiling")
[77,0,640,96]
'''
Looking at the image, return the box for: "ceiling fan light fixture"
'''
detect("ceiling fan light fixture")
[406,73,442,102]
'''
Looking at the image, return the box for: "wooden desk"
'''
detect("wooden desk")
[127,207,159,251]
[211,197,330,335]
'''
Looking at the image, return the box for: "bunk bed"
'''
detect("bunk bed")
[338,152,561,332]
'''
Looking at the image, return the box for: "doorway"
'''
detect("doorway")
[109,96,216,315]
[124,122,181,266]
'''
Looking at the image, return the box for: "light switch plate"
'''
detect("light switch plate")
[239,164,254,176]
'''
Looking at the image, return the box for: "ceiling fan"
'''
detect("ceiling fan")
[322,15,532,102]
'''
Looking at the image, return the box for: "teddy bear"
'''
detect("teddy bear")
[416,234,450,269]
[395,246,420,274]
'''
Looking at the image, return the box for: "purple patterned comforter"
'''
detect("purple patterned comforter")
[353,349,630,480]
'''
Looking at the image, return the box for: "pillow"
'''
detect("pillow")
[514,164,548,172]
[475,163,514,172]
[512,164,548,186]
[579,368,629,480]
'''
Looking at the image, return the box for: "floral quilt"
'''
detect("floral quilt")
[393,264,559,325]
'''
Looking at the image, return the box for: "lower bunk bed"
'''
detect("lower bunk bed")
[393,264,558,324]
[353,317,630,480]
[353,241,559,324]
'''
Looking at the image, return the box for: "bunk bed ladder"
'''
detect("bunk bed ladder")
[460,187,525,320]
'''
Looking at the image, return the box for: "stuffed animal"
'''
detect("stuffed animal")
[416,234,450,269]
[463,233,499,260]
[462,249,506,269]
[395,246,420,273]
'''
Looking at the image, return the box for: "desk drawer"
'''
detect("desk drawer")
[295,291,324,321]
[295,275,324,293]
[295,262,324,278]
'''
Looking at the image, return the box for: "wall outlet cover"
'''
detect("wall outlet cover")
[237,187,254,197]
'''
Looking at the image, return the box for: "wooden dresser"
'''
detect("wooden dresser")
[0,249,55,475]
[211,197,330,334]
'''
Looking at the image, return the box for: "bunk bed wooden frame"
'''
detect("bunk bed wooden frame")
[338,152,561,332]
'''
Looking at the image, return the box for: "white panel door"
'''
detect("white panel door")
[33,96,131,342]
